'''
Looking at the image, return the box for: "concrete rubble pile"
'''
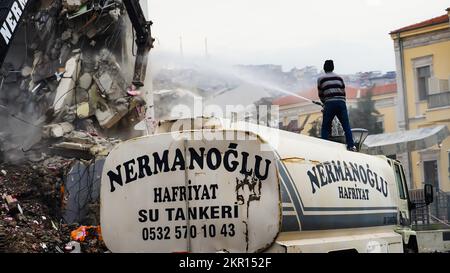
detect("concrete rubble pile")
[0,159,108,253]
[0,0,144,162]
[0,0,145,252]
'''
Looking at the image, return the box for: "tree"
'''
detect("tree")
[348,86,383,135]
[308,117,322,137]
[308,116,344,138]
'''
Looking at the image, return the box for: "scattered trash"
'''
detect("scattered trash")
[17,204,23,215]
[51,221,58,231]
[127,85,141,96]
[70,225,102,242]
[55,245,64,253]
[4,195,17,207]
[0,160,107,253]
[64,241,81,253]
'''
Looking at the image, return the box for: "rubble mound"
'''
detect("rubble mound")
[0,158,107,253]
[0,0,149,252]
[0,0,144,163]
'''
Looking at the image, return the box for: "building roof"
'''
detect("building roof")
[370,83,397,96]
[271,88,319,106]
[364,125,449,155]
[272,83,397,106]
[390,13,449,34]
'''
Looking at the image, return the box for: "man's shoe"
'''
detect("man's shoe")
[347,146,357,152]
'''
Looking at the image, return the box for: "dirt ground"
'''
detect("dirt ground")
[0,160,107,253]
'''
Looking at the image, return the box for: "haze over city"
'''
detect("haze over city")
[148,0,449,73]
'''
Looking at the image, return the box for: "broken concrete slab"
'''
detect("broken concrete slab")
[59,44,72,66]
[49,137,115,160]
[32,51,43,67]
[62,108,76,123]
[53,142,92,151]
[89,145,110,157]
[43,122,75,138]
[64,131,94,145]
[61,29,73,41]
[78,73,92,90]
[87,84,100,108]
[21,66,32,77]
[96,73,113,94]
[76,102,90,119]
[95,101,128,129]
[53,54,81,113]
[71,32,80,45]
[93,50,129,101]
[4,195,18,207]
[2,194,21,215]
[63,0,89,12]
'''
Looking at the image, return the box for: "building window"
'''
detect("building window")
[375,116,384,132]
[394,163,407,200]
[448,151,450,178]
[417,66,431,101]
[423,160,439,190]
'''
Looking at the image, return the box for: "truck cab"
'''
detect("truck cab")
[386,157,434,253]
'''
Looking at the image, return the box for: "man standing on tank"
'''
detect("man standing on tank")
[317,60,356,151]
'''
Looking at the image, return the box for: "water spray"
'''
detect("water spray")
[290,94,323,107]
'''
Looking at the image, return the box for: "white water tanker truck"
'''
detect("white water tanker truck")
[100,117,433,253]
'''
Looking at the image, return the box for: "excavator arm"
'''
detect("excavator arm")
[1,0,154,88]
[123,0,155,87]
[0,0,34,68]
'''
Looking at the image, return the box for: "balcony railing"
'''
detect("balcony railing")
[428,91,450,109]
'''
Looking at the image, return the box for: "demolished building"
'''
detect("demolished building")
[0,0,152,252]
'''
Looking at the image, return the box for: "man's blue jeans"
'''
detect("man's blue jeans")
[321,100,355,149]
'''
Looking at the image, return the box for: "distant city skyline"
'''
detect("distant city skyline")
[147,0,449,74]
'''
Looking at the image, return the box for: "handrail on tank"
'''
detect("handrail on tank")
[351,128,369,152]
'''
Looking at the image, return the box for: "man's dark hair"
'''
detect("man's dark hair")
[324,60,334,73]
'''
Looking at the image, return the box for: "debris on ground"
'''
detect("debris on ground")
[70,225,102,242]
[0,159,108,253]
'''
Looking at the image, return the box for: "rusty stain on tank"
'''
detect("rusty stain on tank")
[282,157,306,164]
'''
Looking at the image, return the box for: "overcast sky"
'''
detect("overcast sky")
[146,0,449,74]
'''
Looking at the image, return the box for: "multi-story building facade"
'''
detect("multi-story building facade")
[390,8,450,192]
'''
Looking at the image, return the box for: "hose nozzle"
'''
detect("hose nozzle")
[312,100,324,107]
